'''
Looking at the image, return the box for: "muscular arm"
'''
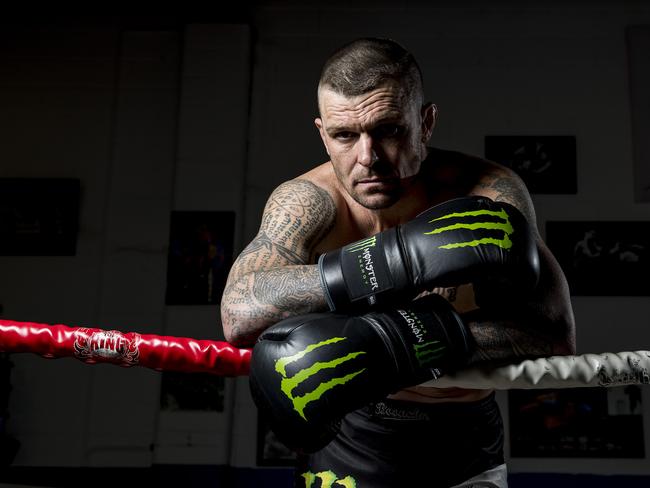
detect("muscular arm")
[221,179,336,346]
[464,163,576,364]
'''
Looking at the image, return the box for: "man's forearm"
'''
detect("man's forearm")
[464,310,575,366]
[221,264,328,346]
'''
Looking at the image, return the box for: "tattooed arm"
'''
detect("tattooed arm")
[221,179,336,347]
[463,162,576,365]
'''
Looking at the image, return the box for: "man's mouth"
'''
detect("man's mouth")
[357,177,393,185]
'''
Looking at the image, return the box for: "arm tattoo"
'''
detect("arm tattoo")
[221,179,336,345]
[462,292,573,365]
[221,266,326,346]
[476,171,537,226]
[466,318,556,365]
[463,166,575,361]
[260,179,336,260]
[252,266,325,311]
[239,231,305,265]
[483,177,529,208]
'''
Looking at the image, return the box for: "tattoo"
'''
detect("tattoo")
[221,179,336,345]
[252,266,325,311]
[476,171,537,226]
[227,324,260,348]
[221,267,326,346]
[260,179,336,261]
[240,231,304,265]
[465,311,562,365]
[484,177,528,207]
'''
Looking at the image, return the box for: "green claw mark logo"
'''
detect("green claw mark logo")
[346,236,380,292]
[346,236,377,253]
[275,338,366,421]
[302,470,357,488]
[425,207,514,250]
[397,309,446,367]
[413,340,446,367]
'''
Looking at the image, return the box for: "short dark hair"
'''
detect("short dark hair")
[318,38,424,105]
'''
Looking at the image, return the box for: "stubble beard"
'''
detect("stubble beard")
[349,184,403,210]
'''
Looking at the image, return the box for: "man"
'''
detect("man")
[222,38,575,488]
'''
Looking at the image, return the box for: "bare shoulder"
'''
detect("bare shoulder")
[264,163,339,235]
[436,149,538,228]
[473,160,535,216]
[257,166,338,264]
[299,161,342,198]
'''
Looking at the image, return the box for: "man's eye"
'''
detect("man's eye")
[334,131,355,140]
[374,125,402,138]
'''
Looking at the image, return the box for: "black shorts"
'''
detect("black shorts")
[295,393,504,488]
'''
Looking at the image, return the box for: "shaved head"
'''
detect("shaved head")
[317,38,424,114]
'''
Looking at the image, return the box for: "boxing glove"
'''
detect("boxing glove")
[319,196,540,312]
[249,293,473,453]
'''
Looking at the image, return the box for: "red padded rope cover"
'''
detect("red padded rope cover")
[0,319,251,376]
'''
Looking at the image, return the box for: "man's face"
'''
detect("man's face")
[315,81,435,210]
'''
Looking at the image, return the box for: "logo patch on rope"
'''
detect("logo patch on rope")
[73,329,140,366]
[425,207,514,250]
[275,338,366,421]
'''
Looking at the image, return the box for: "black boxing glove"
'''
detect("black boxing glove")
[249,294,472,453]
[318,196,540,312]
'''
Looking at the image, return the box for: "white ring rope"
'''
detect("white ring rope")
[422,351,650,389]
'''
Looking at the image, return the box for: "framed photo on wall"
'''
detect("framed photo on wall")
[485,135,577,194]
[0,178,80,256]
[509,387,644,458]
[165,211,235,305]
[546,221,650,296]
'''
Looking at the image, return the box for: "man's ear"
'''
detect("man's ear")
[420,103,437,142]
[315,117,330,156]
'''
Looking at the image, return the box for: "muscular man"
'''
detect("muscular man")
[222,38,575,488]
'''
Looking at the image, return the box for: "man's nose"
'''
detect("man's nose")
[357,134,379,167]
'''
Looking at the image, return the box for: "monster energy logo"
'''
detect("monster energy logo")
[346,236,377,253]
[425,207,514,250]
[346,236,380,292]
[302,470,357,488]
[275,337,366,421]
[413,340,446,367]
[397,309,446,367]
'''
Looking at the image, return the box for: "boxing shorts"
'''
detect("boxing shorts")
[295,392,504,488]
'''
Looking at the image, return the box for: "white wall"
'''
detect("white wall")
[1,2,650,477]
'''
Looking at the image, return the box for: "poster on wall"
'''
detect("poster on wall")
[0,178,80,256]
[509,387,644,458]
[165,211,235,305]
[546,221,650,296]
[485,135,577,194]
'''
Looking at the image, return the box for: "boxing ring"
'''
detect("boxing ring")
[1,318,647,391]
